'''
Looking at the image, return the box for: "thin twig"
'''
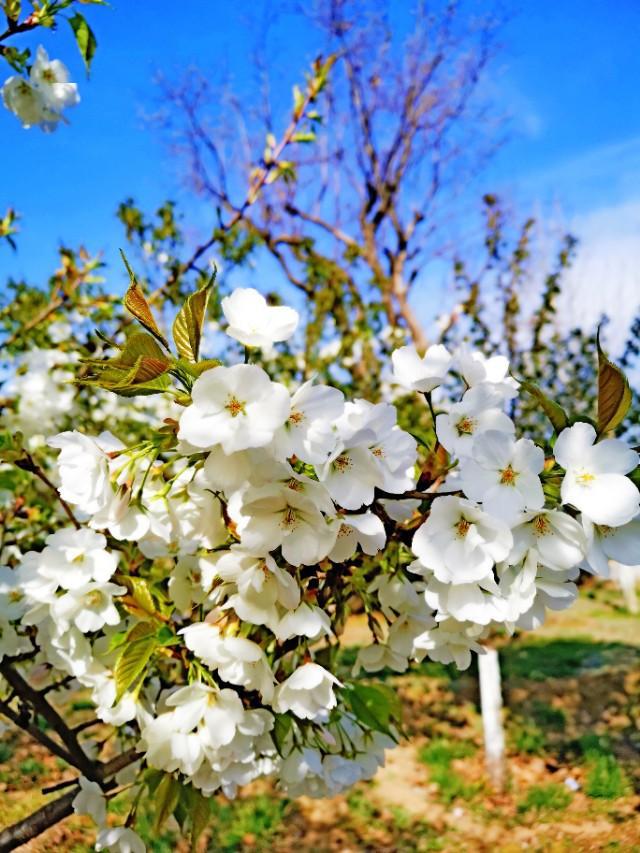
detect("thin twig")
[15,452,81,530]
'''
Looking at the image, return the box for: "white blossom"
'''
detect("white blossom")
[391,344,452,393]
[221,287,299,347]
[554,422,640,526]
[436,385,515,459]
[229,483,337,565]
[329,512,386,562]
[178,364,290,453]
[72,775,107,826]
[273,663,341,721]
[459,431,545,523]
[412,619,487,670]
[30,46,79,112]
[581,515,640,576]
[180,623,275,700]
[411,496,512,584]
[95,826,145,853]
[509,510,586,572]
[48,431,121,515]
[272,381,344,464]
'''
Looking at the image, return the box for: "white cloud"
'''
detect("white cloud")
[556,198,640,355]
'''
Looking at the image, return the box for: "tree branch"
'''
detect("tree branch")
[0,698,76,768]
[0,662,98,782]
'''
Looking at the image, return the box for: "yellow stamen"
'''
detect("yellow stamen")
[456,416,477,436]
[455,518,471,538]
[225,395,246,417]
[532,515,550,537]
[280,506,298,529]
[333,454,352,473]
[499,464,518,486]
[576,471,595,486]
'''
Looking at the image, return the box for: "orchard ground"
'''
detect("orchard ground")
[2,579,640,853]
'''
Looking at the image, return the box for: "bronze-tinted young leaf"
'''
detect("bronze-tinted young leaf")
[519,380,569,434]
[597,331,632,435]
[121,250,169,349]
[78,331,172,396]
[172,271,216,362]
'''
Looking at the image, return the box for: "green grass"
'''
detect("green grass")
[576,733,614,757]
[131,791,289,853]
[508,702,566,756]
[530,701,566,731]
[418,738,482,805]
[346,789,380,822]
[517,783,572,814]
[418,738,476,766]
[70,698,95,711]
[208,794,289,852]
[584,753,631,800]
[135,806,180,853]
[0,741,15,763]
[509,720,547,756]
[501,638,640,681]
[18,757,45,777]
[388,804,413,830]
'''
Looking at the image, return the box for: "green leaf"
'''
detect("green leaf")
[153,773,181,832]
[519,380,569,434]
[172,270,216,362]
[106,629,129,653]
[156,624,179,646]
[121,250,169,349]
[68,12,97,73]
[1,45,29,73]
[408,429,433,450]
[597,330,632,435]
[186,786,212,851]
[0,430,24,463]
[347,683,402,735]
[119,576,157,618]
[175,357,222,378]
[2,0,21,23]
[346,682,402,736]
[113,622,158,702]
[271,713,293,755]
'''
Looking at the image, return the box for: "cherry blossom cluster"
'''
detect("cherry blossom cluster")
[2,47,79,131]
[3,286,639,830]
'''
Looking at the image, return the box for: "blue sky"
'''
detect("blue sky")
[1,0,639,346]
